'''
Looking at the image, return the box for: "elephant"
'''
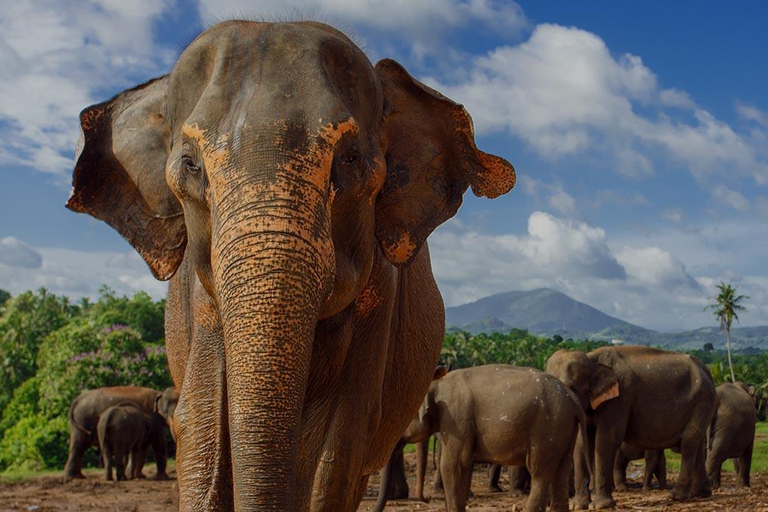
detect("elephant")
[98,402,154,481]
[546,346,716,510]
[64,386,177,480]
[65,20,515,511]
[373,439,410,511]
[396,365,586,512]
[613,443,666,491]
[488,464,531,495]
[706,382,758,489]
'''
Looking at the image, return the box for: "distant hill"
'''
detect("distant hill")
[445,288,768,350]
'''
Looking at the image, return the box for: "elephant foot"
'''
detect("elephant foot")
[614,483,628,492]
[65,471,86,480]
[417,495,430,504]
[488,484,503,493]
[691,482,711,499]
[571,494,591,510]
[591,495,616,509]
[153,473,170,481]
[669,484,690,501]
[508,488,526,497]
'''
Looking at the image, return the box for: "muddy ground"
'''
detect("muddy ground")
[1,455,767,511]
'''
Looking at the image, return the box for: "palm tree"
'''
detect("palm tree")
[705,282,749,383]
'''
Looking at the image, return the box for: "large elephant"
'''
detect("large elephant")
[66,20,515,511]
[613,443,666,491]
[706,382,758,489]
[546,346,716,509]
[398,365,586,512]
[98,402,154,481]
[65,386,178,480]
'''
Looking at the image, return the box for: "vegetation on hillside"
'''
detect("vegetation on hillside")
[0,287,171,473]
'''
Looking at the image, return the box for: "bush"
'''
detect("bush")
[0,414,68,471]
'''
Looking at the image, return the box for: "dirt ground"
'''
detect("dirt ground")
[1,456,767,511]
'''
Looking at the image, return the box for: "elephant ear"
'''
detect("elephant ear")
[590,362,620,410]
[374,59,516,265]
[66,76,186,280]
[433,366,448,380]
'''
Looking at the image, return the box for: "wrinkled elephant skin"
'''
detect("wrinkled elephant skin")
[66,21,516,511]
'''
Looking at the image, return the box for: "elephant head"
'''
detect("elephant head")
[546,349,620,412]
[154,387,180,440]
[403,366,448,442]
[66,21,515,509]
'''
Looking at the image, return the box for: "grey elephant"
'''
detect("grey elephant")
[65,386,178,479]
[546,346,716,510]
[399,365,587,512]
[613,443,666,491]
[706,382,758,489]
[98,402,154,481]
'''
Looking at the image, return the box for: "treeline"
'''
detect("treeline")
[0,287,171,473]
[1,287,766,474]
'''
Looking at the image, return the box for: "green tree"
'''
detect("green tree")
[705,282,749,383]
[0,289,11,309]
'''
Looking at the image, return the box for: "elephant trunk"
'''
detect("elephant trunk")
[212,161,334,509]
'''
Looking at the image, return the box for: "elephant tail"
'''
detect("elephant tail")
[68,394,91,436]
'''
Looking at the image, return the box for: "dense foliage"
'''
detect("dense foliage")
[0,287,171,473]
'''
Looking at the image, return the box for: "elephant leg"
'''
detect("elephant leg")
[641,451,657,491]
[526,471,554,512]
[103,441,113,481]
[612,450,627,492]
[149,423,169,480]
[705,438,726,491]
[440,440,473,512]
[64,427,90,479]
[374,440,406,512]
[737,441,753,488]
[572,426,592,509]
[488,464,503,492]
[674,427,710,500]
[656,450,667,489]
[548,453,572,512]
[592,428,622,509]
[115,449,129,481]
[128,444,147,479]
[508,465,530,496]
[433,438,444,492]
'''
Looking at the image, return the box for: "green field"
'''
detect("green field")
[0,459,177,484]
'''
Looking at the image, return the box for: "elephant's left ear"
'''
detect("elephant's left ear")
[590,363,620,410]
[66,76,186,280]
[374,59,516,266]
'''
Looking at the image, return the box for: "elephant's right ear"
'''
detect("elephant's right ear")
[589,363,619,410]
[433,366,448,380]
[66,76,186,280]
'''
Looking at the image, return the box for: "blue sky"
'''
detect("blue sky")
[1,0,768,332]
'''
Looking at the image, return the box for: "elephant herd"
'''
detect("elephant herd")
[65,385,179,482]
[375,346,762,511]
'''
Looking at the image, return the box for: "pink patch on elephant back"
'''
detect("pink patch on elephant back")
[590,381,620,410]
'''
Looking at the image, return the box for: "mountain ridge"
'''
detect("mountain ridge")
[445,288,768,350]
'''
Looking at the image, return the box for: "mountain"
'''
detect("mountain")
[445,288,768,350]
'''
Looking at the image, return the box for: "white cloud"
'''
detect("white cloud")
[428,24,768,184]
[428,212,768,331]
[0,243,166,300]
[736,103,768,127]
[0,237,43,268]
[0,0,175,176]
[195,0,527,59]
[711,184,750,212]
[662,207,684,223]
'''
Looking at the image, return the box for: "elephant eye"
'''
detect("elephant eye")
[341,147,359,166]
[182,156,201,175]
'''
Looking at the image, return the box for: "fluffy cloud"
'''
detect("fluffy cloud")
[0,242,165,300]
[0,0,175,175]
[711,184,750,212]
[736,103,768,127]
[0,237,43,268]
[429,24,768,184]
[428,211,762,331]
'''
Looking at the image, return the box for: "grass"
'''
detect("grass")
[659,421,768,473]
[0,458,176,484]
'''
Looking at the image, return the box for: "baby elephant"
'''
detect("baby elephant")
[404,364,587,512]
[613,443,666,491]
[98,402,153,481]
[706,382,757,489]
